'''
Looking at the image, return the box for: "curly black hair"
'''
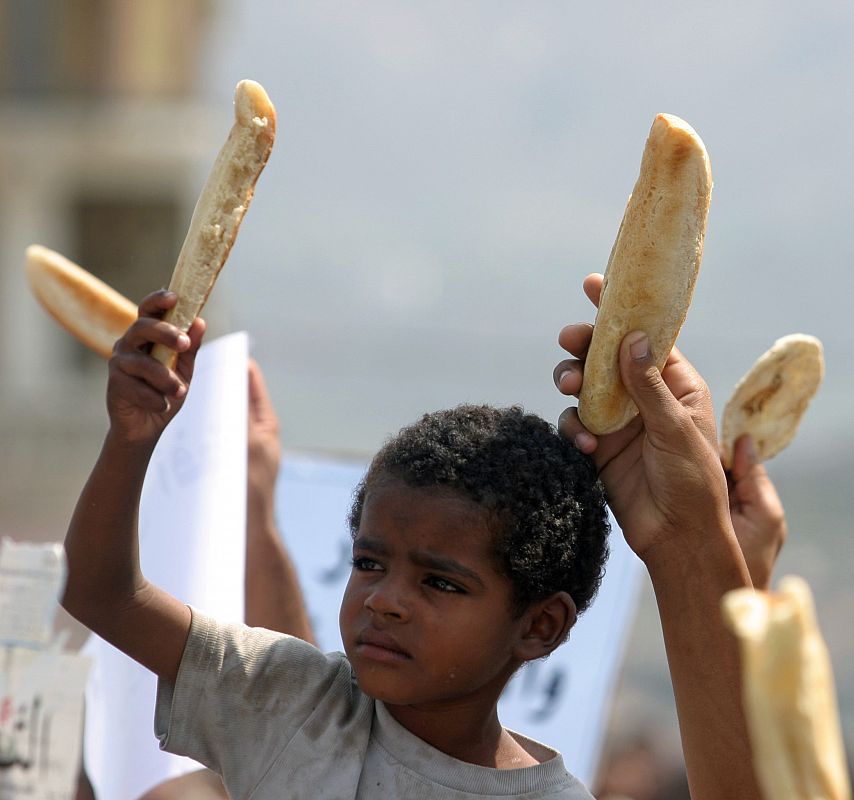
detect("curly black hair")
[348,404,610,616]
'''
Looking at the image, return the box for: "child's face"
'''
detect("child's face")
[339,478,527,710]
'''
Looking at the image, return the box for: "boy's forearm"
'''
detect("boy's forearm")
[245,493,315,643]
[643,519,761,800]
[63,431,154,623]
[62,431,192,682]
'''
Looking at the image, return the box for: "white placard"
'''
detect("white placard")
[0,540,65,648]
[0,646,90,800]
[82,332,249,800]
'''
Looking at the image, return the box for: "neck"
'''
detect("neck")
[384,697,540,769]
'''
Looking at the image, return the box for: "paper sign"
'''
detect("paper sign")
[0,647,90,800]
[82,332,249,800]
[0,540,65,648]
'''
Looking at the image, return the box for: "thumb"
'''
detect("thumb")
[619,331,684,442]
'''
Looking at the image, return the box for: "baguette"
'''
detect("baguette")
[25,244,137,359]
[578,113,713,434]
[720,334,824,469]
[722,577,851,800]
[151,79,276,369]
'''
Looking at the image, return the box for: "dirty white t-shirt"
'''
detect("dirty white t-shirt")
[155,609,593,800]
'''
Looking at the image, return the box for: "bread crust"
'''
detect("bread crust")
[722,577,852,800]
[578,114,713,434]
[151,79,276,368]
[26,244,137,359]
[720,333,824,469]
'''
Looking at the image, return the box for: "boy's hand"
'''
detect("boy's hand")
[726,434,787,590]
[107,291,206,447]
[554,273,729,562]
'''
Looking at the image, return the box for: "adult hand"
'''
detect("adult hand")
[726,434,787,590]
[554,274,730,562]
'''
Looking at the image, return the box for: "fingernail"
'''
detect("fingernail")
[177,334,190,349]
[175,383,187,398]
[558,369,572,390]
[627,332,649,360]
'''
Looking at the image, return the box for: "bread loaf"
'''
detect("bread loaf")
[26,244,137,359]
[151,79,276,368]
[578,114,713,434]
[722,577,852,800]
[721,334,824,469]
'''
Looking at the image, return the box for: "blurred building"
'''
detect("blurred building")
[0,0,220,545]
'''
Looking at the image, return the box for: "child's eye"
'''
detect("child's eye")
[351,556,382,572]
[425,575,464,594]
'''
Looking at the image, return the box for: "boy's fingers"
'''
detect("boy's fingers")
[557,322,594,359]
[114,352,186,397]
[118,318,191,355]
[110,370,176,413]
[136,290,178,319]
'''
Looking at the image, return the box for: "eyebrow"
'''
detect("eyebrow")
[354,536,485,587]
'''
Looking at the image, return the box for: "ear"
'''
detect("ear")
[513,591,577,663]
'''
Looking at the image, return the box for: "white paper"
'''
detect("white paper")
[0,646,90,800]
[0,540,65,648]
[82,332,249,800]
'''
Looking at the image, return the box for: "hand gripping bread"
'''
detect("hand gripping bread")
[26,244,138,359]
[151,79,276,369]
[722,577,852,800]
[721,334,824,469]
[578,114,713,434]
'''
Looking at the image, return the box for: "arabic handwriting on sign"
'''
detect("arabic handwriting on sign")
[317,539,353,585]
[503,661,569,723]
[0,694,43,771]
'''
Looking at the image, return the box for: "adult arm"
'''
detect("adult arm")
[244,359,316,642]
[555,274,761,800]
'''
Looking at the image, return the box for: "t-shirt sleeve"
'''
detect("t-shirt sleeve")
[155,607,352,788]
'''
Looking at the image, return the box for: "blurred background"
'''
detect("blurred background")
[1,1,852,796]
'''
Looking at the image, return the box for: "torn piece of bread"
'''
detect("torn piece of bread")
[151,79,276,369]
[721,334,824,469]
[26,244,137,359]
[722,577,852,800]
[578,113,713,434]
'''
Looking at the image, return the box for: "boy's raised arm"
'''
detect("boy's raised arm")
[555,274,761,800]
[62,291,206,685]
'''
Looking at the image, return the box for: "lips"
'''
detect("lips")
[355,627,412,661]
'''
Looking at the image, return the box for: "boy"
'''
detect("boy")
[63,280,761,799]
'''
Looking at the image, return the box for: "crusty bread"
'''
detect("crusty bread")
[578,114,713,434]
[722,577,852,800]
[720,334,824,469]
[26,244,137,359]
[151,79,276,369]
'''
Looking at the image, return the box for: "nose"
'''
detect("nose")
[364,577,410,622]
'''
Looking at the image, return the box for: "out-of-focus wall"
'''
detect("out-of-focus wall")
[0,0,220,556]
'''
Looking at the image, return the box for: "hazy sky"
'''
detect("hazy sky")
[195,2,853,460]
